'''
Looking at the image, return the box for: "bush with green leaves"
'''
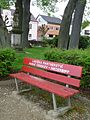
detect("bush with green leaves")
[43,36,58,47]
[44,48,90,88]
[44,36,90,49]
[0,48,16,77]
[79,36,90,49]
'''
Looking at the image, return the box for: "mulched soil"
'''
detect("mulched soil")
[0,79,90,120]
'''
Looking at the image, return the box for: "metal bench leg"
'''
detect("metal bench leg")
[15,78,19,92]
[27,73,32,91]
[68,97,71,107]
[66,77,71,108]
[52,93,57,110]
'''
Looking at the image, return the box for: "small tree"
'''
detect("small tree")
[38,24,49,41]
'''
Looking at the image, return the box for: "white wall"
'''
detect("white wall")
[28,21,38,41]
[81,25,90,36]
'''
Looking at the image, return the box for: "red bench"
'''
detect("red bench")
[10,57,82,113]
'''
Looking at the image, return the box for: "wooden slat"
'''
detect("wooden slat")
[21,66,80,87]
[10,72,79,98]
[23,57,83,77]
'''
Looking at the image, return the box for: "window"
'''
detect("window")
[85,30,90,35]
[29,34,32,38]
[49,34,53,37]
[29,24,32,29]
[56,27,59,30]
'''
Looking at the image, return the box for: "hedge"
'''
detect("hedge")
[44,36,90,49]
[0,48,16,77]
[44,48,90,88]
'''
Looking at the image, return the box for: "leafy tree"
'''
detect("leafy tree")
[38,0,87,50]
[0,0,15,9]
[82,20,90,29]
[37,0,58,14]
[38,24,49,40]
[0,0,9,9]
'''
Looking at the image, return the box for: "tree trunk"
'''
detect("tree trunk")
[16,0,23,48]
[0,7,10,48]
[22,0,31,48]
[12,0,23,48]
[58,0,78,49]
[69,0,86,49]
[15,0,23,31]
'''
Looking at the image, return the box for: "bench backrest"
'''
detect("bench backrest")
[22,57,83,87]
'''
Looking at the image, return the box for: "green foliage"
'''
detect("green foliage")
[0,48,16,76]
[79,36,90,49]
[44,35,90,49]
[0,0,9,9]
[44,48,90,88]
[43,36,58,47]
[37,0,58,13]
[82,20,90,29]
[0,0,15,9]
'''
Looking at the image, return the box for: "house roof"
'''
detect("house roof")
[40,15,61,24]
[31,14,37,22]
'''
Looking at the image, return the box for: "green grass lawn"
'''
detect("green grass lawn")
[12,47,50,70]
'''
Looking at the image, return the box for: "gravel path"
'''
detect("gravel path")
[0,80,90,120]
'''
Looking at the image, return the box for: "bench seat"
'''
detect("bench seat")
[10,72,79,98]
[9,57,82,113]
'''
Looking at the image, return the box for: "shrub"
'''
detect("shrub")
[43,36,59,47]
[0,48,16,77]
[79,36,90,49]
[44,48,90,88]
[43,36,90,49]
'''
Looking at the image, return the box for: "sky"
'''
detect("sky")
[30,0,69,18]
[10,0,90,21]
[30,0,90,21]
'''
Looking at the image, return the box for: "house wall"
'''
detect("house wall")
[37,16,60,40]
[46,24,60,37]
[81,25,90,36]
[28,21,38,41]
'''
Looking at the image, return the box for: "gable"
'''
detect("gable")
[37,16,47,26]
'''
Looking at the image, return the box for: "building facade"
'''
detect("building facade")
[81,24,90,36]
[28,14,38,41]
[37,15,61,40]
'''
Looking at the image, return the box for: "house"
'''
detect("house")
[36,15,61,40]
[81,24,90,36]
[28,14,38,41]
